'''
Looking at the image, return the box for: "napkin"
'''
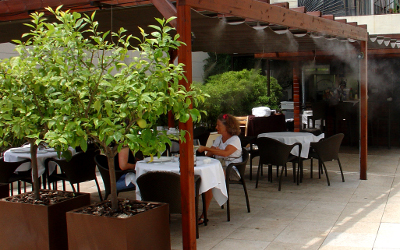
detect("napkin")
[125,172,136,186]
[203,158,211,164]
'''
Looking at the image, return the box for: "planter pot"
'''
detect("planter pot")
[0,184,8,198]
[0,190,90,250]
[67,200,171,250]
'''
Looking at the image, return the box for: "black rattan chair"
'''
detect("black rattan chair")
[255,137,302,191]
[194,126,210,157]
[225,148,250,221]
[94,154,136,200]
[309,133,345,186]
[45,150,103,200]
[0,158,32,196]
[136,171,203,238]
[239,135,257,180]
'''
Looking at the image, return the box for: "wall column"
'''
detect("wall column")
[293,62,301,132]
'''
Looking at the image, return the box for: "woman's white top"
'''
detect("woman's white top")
[212,135,242,166]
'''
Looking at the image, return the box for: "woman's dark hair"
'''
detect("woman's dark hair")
[217,114,241,136]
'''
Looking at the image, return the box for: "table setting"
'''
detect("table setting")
[134,155,228,206]
[258,131,324,158]
[3,145,76,177]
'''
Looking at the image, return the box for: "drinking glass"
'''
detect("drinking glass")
[193,139,200,165]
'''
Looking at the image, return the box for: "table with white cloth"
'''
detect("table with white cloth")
[134,156,228,206]
[4,146,76,177]
[257,132,324,158]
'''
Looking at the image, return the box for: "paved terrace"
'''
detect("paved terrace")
[23,146,400,249]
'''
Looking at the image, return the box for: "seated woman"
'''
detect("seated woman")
[115,147,143,191]
[197,113,242,224]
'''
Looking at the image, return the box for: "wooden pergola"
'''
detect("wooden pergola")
[0,0,382,248]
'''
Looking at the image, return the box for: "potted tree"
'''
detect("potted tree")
[0,8,91,250]
[24,7,205,249]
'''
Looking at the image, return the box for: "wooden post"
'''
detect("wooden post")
[266,60,271,96]
[168,50,178,128]
[360,41,368,180]
[177,1,197,249]
[293,62,301,132]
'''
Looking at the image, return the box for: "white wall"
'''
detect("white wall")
[0,43,18,59]
[336,14,400,35]
[0,43,208,83]
[191,52,208,83]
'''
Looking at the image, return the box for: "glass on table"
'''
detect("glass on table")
[171,153,180,162]
[193,139,200,166]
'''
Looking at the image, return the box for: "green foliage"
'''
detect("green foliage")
[0,7,207,206]
[196,69,282,127]
[202,53,232,81]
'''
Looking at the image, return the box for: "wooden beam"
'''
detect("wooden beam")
[368,48,400,55]
[150,0,177,28]
[184,0,368,41]
[306,11,321,16]
[291,7,306,12]
[272,2,289,8]
[256,48,400,60]
[360,41,368,180]
[322,14,334,20]
[255,50,351,59]
[177,1,196,249]
[0,0,97,13]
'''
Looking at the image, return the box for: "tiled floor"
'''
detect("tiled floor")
[16,146,400,249]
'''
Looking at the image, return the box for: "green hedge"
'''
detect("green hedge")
[196,69,282,128]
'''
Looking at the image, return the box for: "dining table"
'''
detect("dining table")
[134,156,228,206]
[3,146,76,177]
[257,131,324,158]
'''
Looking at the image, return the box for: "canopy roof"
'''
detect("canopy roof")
[0,2,397,56]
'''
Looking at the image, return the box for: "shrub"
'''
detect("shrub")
[196,69,282,128]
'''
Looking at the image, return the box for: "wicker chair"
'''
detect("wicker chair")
[45,150,103,200]
[309,133,345,186]
[0,158,32,196]
[255,137,302,191]
[225,148,250,221]
[94,154,136,200]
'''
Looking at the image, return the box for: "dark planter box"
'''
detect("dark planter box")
[0,191,90,250]
[67,200,171,250]
[0,184,9,198]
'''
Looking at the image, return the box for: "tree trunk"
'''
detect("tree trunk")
[29,141,40,200]
[105,149,118,211]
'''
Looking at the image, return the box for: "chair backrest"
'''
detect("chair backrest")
[136,171,182,213]
[194,126,210,147]
[235,116,249,136]
[50,150,99,184]
[0,158,31,183]
[311,133,344,162]
[227,148,249,179]
[94,154,127,199]
[205,133,221,153]
[256,137,299,166]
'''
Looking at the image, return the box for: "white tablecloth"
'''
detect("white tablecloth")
[4,147,76,177]
[257,132,324,158]
[135,156,228,206]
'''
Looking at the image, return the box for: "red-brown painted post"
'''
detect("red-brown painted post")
[360,41,368,180]
[293,62,301,132]
[177,1,197,249]
[168,50,178,128]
